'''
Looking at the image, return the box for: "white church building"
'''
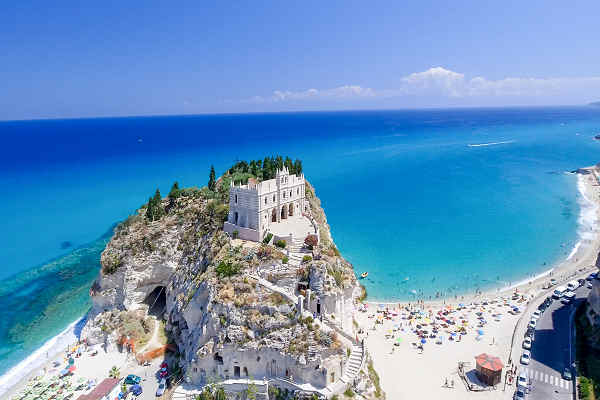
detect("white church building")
[223,167,310,242]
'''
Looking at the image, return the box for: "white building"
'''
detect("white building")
[223,167,308,242]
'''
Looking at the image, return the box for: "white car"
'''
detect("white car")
[522,337,532,350]
[528,319,537,329]
[156,378,166,397]
[520,350,531,365]
[588,282,593,289]
[517,371,528,388]
[532,310,542,320]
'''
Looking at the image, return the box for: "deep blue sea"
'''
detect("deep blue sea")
[1,107,600,391]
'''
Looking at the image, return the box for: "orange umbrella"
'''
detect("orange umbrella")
[475,353,503,371]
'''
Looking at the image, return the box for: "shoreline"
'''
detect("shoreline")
[365,169,600,306]
[0,317,86,397]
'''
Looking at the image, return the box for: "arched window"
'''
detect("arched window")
[297,188,299,195]
[235,194,238,204]
[273,195,275,202]
[264,197,267,205]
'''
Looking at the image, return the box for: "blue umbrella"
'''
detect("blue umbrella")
[130,384,142,396]
[420,338,426,344]
[477,329,484,335]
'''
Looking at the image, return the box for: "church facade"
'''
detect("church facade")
[223,167,307,241]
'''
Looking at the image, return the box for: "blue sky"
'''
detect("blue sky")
[2,0,600,120]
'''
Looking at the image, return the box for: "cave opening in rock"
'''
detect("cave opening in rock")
[144,285,166,316]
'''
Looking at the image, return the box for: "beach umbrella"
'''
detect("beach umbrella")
[420,338,426,344]
[396,337,402,343]
[477,329,485,335]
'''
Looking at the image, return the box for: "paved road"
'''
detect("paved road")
[517,282,591,400]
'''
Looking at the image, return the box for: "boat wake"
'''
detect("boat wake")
[467,140,515,147]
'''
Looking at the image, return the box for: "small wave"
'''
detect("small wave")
[467,140,515,147]
[575,174,600,243]
[567,241,582,260]
[0,316,85,397]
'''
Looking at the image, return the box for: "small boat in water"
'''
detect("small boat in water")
[360,272,368,279]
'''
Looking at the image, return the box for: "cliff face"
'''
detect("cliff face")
[82,179,364,393]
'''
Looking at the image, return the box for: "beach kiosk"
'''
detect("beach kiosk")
[475,353,503,386]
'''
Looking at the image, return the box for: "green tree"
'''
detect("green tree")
[145,189,164,221]
[168,181,180,199]
[208,165,217,191]
[293,159,303,175]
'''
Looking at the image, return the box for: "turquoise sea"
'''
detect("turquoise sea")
[1,107,600,391]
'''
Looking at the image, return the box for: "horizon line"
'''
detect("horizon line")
[0,103,596,123]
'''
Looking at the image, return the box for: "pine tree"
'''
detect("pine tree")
[145,196,155,221]
[145,189,164,221]
[293,159,303,175]
[168,181,180,199]
[208,165,216,191]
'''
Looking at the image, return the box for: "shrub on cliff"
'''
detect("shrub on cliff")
[302,255,312,264]
[102,254,122,275]
[275,240,286,249]
[215,260,241,278]
[262,233,273,244]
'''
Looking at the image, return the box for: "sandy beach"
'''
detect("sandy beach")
[358,167,600,399]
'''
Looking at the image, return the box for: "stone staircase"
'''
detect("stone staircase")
[340,345,363,384]
[288,238,311,266]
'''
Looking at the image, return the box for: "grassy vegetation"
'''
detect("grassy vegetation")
[368,359,384,399]
[215,260,241,278]
[575,304,600,399]
[357,284,368,302]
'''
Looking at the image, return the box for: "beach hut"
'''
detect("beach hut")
[475,353,503,386]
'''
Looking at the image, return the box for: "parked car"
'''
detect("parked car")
[562,291,576,304]
[520,350,531,365]
[528,319,537,329]
[522,337,532,350]
[517,371,528,388]
[532,310,542,320]
[124,375,142,385]
[563,368,572,381]
[588,282,593,289]
[156,378,167,397]
[579,278,586,286]
[525,328,535,341]
[514,388,526,399]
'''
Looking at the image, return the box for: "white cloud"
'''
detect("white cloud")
[239,67,600,105]
[244,85,376,104]
[399,67,600,98]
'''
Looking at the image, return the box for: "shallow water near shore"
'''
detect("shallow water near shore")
[1,106,600,386]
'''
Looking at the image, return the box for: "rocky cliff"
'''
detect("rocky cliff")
[82,173,377,398]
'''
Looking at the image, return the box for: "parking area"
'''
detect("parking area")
[512,272,596,399]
